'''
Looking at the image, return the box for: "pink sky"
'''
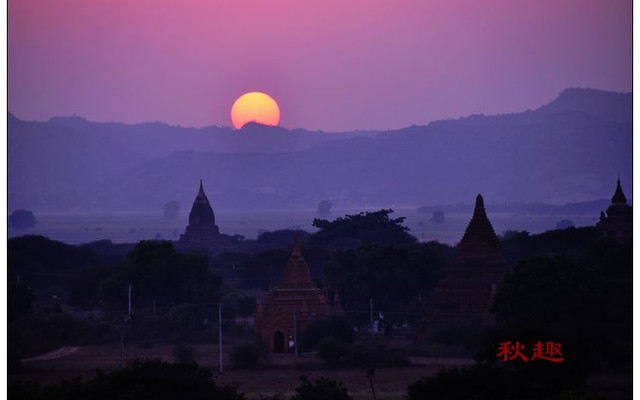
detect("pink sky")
[8,0,631,131]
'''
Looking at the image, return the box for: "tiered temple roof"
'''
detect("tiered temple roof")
[177,180,230,251]
[457,194,503,263]
[255,234,342,353]
[597,178,632,241]
[421,194,509,329]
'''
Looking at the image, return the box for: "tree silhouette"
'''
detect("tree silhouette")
[9,210,36,230]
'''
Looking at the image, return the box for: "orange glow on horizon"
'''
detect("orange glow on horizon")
[230,92,280,129]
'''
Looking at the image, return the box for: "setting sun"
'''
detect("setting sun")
[230,92,280,129]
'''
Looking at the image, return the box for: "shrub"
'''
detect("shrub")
[316,338,349,367]
[316,338,409,368]
[291,376,353,400]
[300,316,354,351]
[8,359,246,400]
[407,363,594,400]
[173,343,196,364]
[230,342,264,369]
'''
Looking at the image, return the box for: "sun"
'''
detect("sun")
[230,92,280,129]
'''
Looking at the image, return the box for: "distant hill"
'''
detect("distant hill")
[8,88,631,212]
[536,88,631,123]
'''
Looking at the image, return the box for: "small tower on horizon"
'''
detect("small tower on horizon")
[177,179,223,249]
[456,194,505,264]
[597,178,632,241]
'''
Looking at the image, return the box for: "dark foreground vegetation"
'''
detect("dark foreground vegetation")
[9,359,356,400]
[8,209,631,399]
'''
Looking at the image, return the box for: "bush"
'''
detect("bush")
[291,375,353,400]
[300,316,354,351]
[556,219,575,229]
[407,363,595,400]
[173,343,196,364]
[316,338,349,367]
[230,342,264,369]
[316,200,333,217]
[316,338,409,368]
[8,359,246,400]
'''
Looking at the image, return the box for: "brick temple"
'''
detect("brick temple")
[421,194,509,329]
[255,234,343,353]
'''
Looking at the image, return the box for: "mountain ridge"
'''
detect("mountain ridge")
[9,88,632,212]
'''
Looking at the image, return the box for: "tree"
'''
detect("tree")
[324,242,450,324]
[430,210,445,224]
[556,219,575,229]
[9,235,106,290]
[492,255,597,330]
[492,239,632,372]
[311,209,416,247]
[8,282,34,321]
[291,376,353,400]
[299,315,355,351]
[9,210,37,230]
[9,359,246,400]
[406,364,590,400]
[316,200,333,217]
[163,201,180,219]
[100,241,222,317]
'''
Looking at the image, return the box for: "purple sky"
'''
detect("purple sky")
[9,0,631,131]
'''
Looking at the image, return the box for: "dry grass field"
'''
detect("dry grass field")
[12,343,475,399]
[11,343,631,399]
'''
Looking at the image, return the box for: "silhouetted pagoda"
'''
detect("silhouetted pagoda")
[597,178,632,242]
[421,194,509,331]
[255,234,343,353]
[177,180,232,252]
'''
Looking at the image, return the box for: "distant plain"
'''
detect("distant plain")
[10,208,601,246]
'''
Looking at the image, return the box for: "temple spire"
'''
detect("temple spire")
[292,232,301,258]
[284,232,311,284]
[475,194,484,210]
[611,178,627,204]
[457,194,502,262]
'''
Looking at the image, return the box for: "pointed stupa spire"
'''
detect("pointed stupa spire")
[292,232,301,258]
[457,194,503,262]
[198,178,205,195]
[611,178,628,205]
[284,233,311,284]
[187,179,217,227]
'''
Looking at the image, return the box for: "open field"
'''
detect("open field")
[12,343,475,399]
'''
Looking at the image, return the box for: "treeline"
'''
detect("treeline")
[8,209,632,398]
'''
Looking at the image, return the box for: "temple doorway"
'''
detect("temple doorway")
[273,331,285,353]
